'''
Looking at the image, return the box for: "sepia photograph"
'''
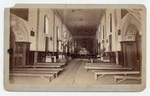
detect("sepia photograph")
[4,4,146,92]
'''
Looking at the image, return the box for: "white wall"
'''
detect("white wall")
[100,13,106,51]
[54,14,63,52]
[37,9,54,51]
[28,8,38,51]
[36,9,73,53]
[98,9,123,52]
[105,9,116,52]
[115,9,122,51]
[47,10,54,52]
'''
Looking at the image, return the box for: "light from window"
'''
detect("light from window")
[110,13,112,32]
[103,25,104,39]
[44,16,49,34]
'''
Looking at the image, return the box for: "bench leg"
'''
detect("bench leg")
[40,76,49,82]
[114,78,117,83]
[86,69,89,72]
[95,74,97,80]
[95,74,105,80]
[55,74,58,78]
[97,74,105,80]
[116,78,126,84]
[61,65,64,68]
[49,77,51,82]
[116,77,141,84]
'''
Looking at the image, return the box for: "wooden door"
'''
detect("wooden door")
[45,37,49,51]
[121,41,138,70]
[13,42,30,67]
[126,43,137,68]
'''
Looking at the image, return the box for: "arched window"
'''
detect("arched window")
[110,13,112,32]
[44,15,49,34]
[56,26,60,52]
[56,26,61,40]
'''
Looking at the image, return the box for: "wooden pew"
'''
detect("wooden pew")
[85,65,131,72]
[85,63,121,67]
[36,62,66,65]
[36,62,67,67]
[113,75,141,83]
[86,62,117,65]
[11,70,60,77]
[84,63,122,71]
[15,64,64,68]
[94,71,140,80]
[10,72,55,82]
[11,68,63,71]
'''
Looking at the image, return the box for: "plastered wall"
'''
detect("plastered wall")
[28,8,38,51]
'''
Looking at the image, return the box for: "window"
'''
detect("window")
[56,26,61,40]
[109,34,112,51]
[106,39,108,43]
[56,26,60,52]
[110,13,112,32]
[44,15,49,34]
[103,25,104,39]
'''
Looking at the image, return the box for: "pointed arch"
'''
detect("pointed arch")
[10,14,29,42]
[121,14,141,41]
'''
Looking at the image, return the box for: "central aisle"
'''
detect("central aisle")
[50,59,115,84]
[51,59,83,84]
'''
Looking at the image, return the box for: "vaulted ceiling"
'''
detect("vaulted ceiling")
[55,9,105,36]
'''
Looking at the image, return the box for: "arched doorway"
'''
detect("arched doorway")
[10,17,30,68]
[121,24,141,71]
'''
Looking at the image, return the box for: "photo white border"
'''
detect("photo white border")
[1,0,150,96]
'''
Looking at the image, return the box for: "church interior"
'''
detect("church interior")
[9,7,143,84]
